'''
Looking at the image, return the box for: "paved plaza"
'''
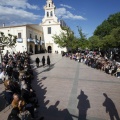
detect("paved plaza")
[0,53,120,120]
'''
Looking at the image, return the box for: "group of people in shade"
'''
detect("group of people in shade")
[35,55,51,68]
[65,51,120,78]
[0,52,44,120]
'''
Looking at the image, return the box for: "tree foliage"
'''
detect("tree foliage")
[88,12,120,50]
[77,27,88,49]
[53,27,76,51]
[0,32,17,47]
[52,26,87,51]
[94,12,120,38]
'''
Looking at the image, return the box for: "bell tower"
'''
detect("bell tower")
[42,0,59,24]
[40,0,67,54]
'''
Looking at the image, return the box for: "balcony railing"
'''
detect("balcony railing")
[34,39,40,45]
[27,38,45,45]
[17,38,23,43]
[27,38,34,42]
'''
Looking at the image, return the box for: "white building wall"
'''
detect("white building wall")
[26,27,43,40]
[16,26,27,53]
[0,25,44,55]
[0,26,27,54]
[42,24,66,53]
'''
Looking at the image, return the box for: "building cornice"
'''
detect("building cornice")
[27,26,43,34]
[0,24,38,29]
[41,23,60,26]
[42,18,59,24]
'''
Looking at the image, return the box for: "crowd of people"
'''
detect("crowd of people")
[0,52,44,120]
[0,50,119,119]
[65,51,120,78]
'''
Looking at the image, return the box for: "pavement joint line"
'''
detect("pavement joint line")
[67,63,80,119]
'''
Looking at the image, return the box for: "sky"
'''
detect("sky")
[0,0,120,38]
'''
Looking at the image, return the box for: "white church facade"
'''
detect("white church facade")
[0,0,67,54]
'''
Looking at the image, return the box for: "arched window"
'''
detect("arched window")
[50,11,53,16]
[47,12,49,17]
[49,4,50,7]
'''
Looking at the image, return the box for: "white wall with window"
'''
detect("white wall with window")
[0,26,27,54]
[26,25,43,54]
[0,24,44,54]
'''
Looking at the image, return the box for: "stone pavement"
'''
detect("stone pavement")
[0,53,120,120]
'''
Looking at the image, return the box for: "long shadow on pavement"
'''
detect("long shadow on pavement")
[103,93,120,120]
[77,90,90,120]
[0,91,6,112]
[37,63,55,75]
[32,65,73,120]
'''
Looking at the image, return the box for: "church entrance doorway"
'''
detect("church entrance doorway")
[48,46,52,53]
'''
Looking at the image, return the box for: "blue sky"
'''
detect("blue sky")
[0,0,120,38]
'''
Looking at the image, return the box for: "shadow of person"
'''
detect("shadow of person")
[47,101,73,120]
[103,93,120,120]
[48,101,60,114]
[0,91,5,112]
[77,90,90,120]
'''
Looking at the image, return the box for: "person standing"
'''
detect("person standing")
[47,56,51,66]
[35,57,40,68]
[42,56,45,66]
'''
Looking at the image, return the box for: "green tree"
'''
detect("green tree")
[53,26,89,51]
[53,27,77,51]
[0,32,17,47]
[88,36,100,50]
[77,27,88,49]
[90,12,120,50]
[94,12,120,38]
[94,20,112,38]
